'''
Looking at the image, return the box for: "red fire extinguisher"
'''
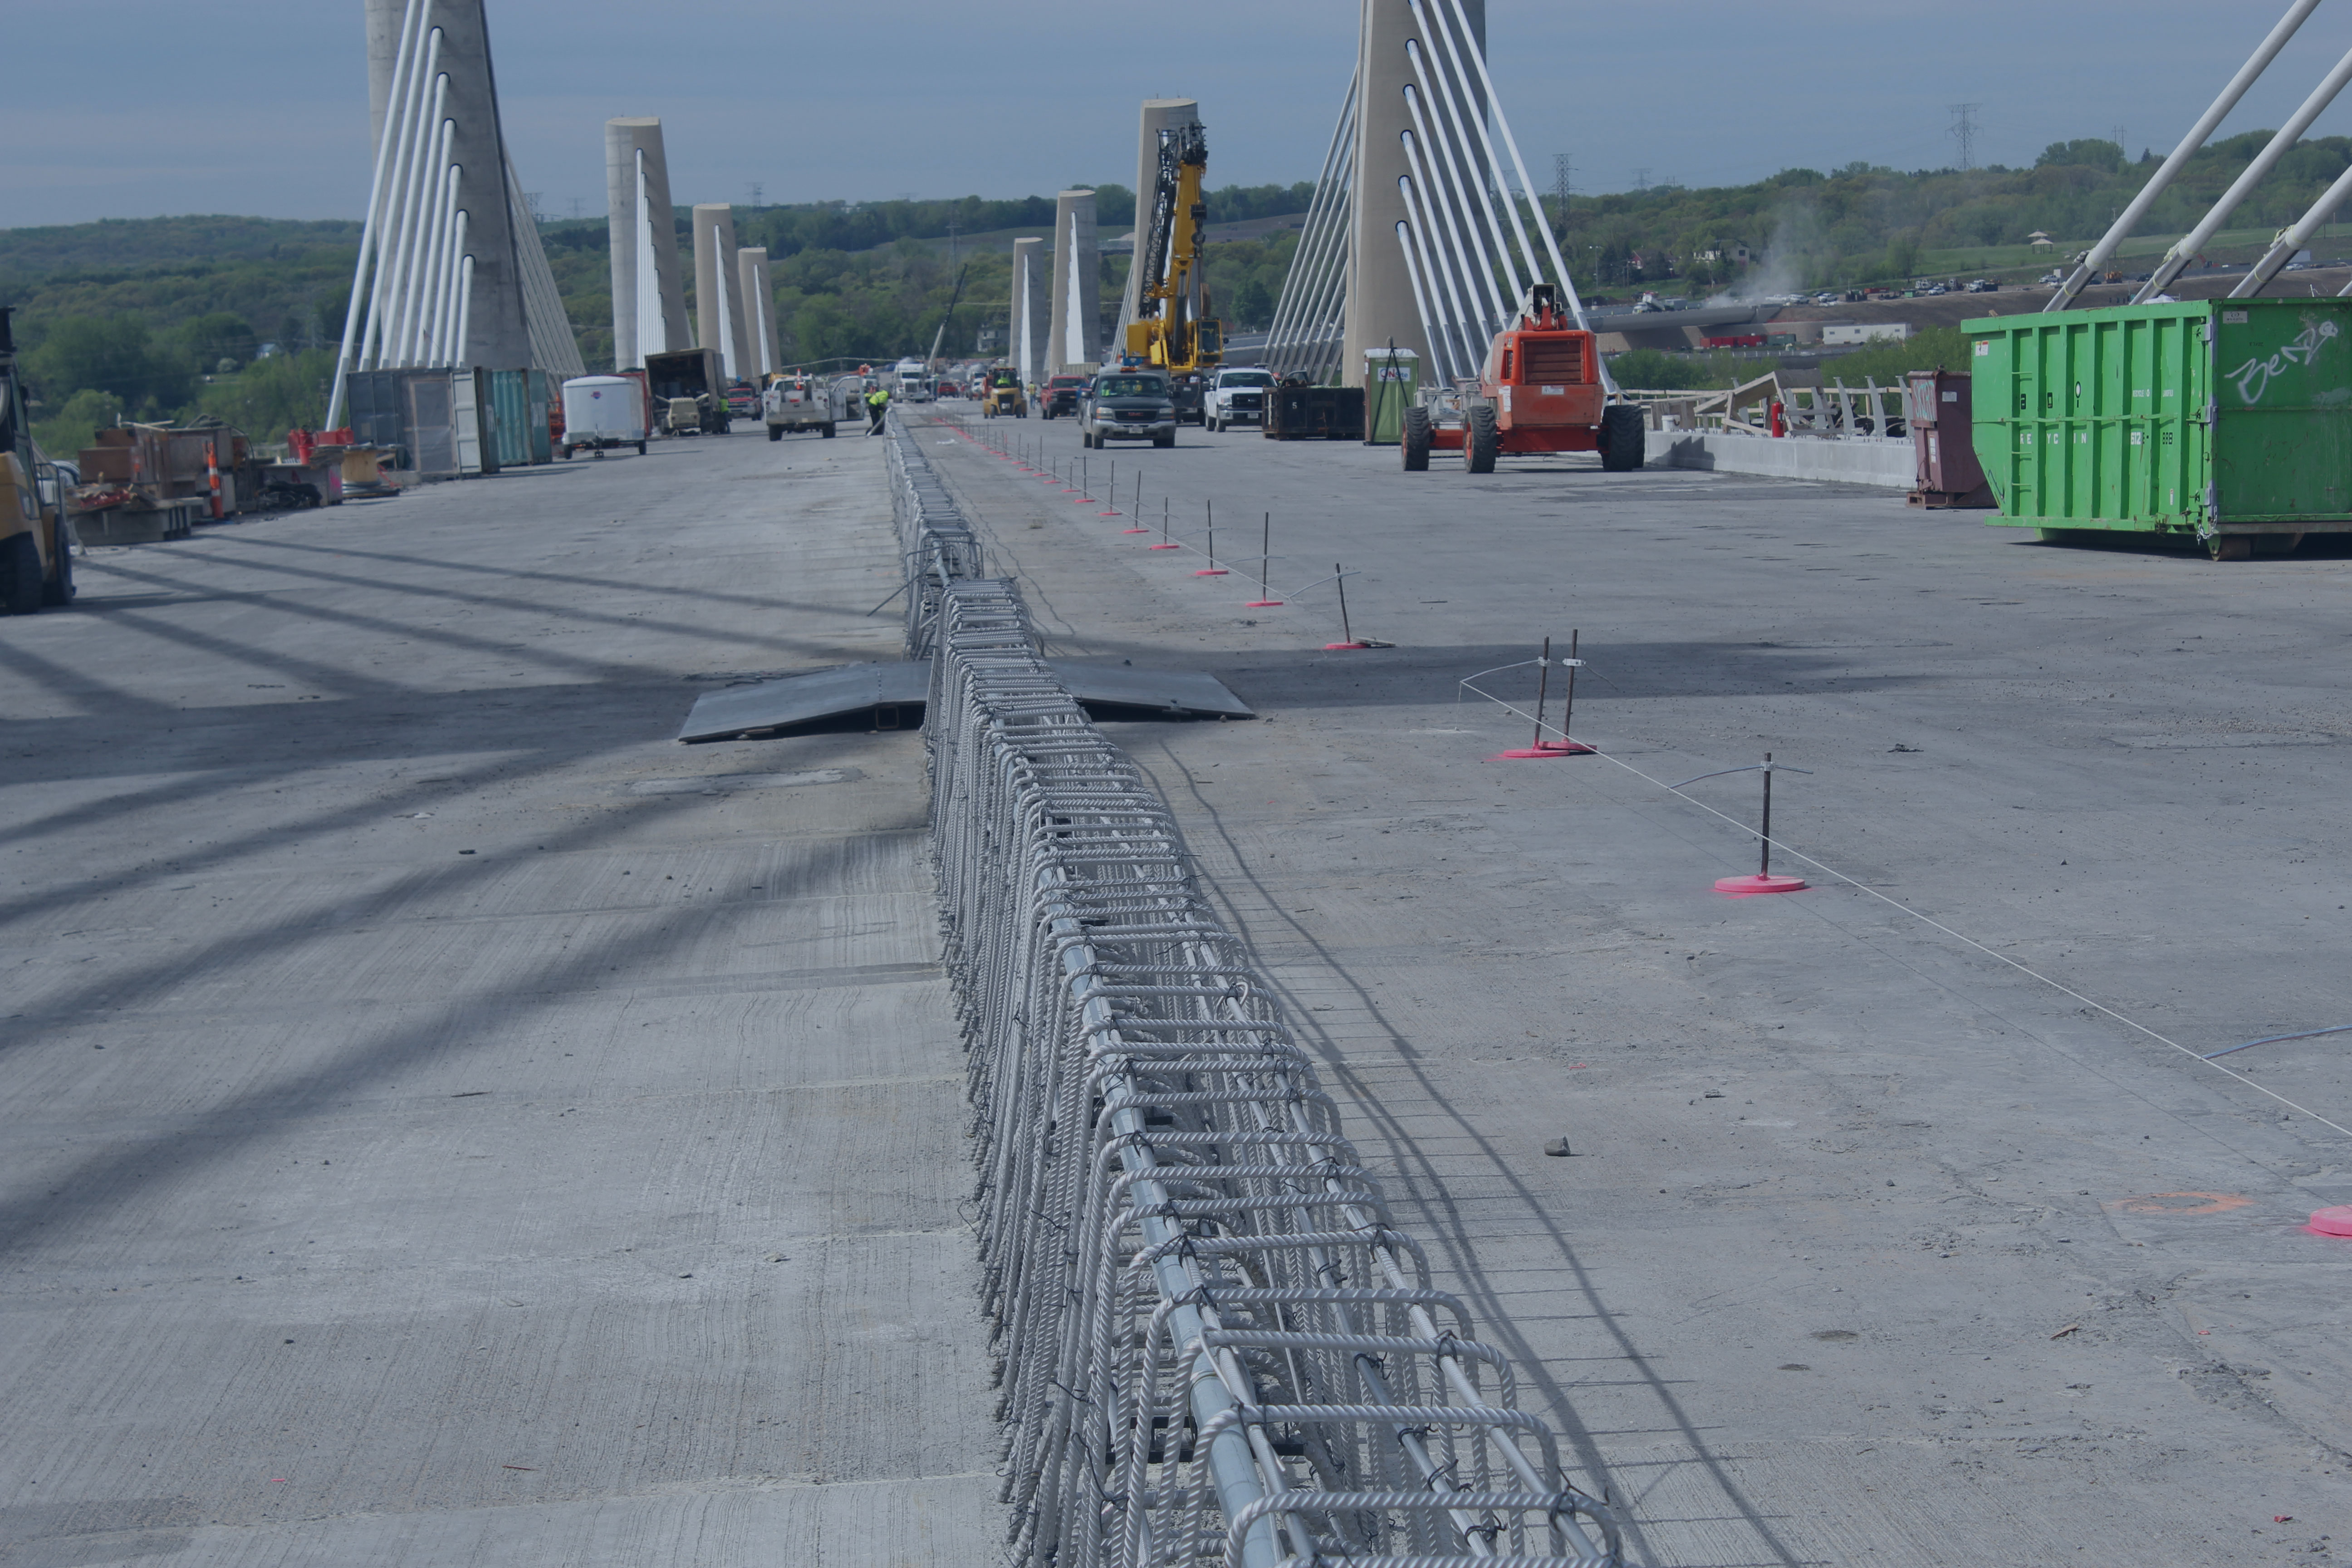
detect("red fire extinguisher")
[1769,400,1786,438]
[206,438,224,518]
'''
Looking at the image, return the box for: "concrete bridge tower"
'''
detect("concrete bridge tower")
[1048,190,1101,372]
[1341,0,1485,377]
[604,117,691,370]
[692,204,752,381]
[1010,236,1049,386]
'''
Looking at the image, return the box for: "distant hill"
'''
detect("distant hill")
[0,215,362,276]
[1552,132,2352,294]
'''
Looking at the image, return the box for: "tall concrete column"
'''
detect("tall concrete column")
[364,0,533,369]
[1047,190,1100,372]
[1342,0,1485,380]
[1010,236,1049,386]
[604,117,689,370]
[692,204,750,381]
[1117,98,1201,339]
[738,248,776,377]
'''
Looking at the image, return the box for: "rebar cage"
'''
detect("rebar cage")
[917,522,1620,1566]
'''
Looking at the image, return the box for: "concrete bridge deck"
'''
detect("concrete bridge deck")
[8,406,2352,1566]
[910,407,2352,1566]
[0,436,996,1566]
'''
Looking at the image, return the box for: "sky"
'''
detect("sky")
[9,1,2352,229]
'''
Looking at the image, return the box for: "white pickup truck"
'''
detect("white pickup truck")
[1204,367,1277,432]
[761,375,837,441]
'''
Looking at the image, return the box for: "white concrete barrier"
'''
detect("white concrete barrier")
[1647,431,1915,489]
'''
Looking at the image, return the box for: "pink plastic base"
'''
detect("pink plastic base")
[1324,641,1372,651]
[1245,599,1284,607]
[2309,1205,2352,1237]
[1488,747,1576,760]
[1536,739,1595,755]
[1194,568,1229,576]
[1715,873,1808,896]
[1099,510,1122,517]
[1148,543,1181,550]
[1122,527,1151,534]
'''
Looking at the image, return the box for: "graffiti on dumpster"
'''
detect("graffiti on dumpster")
[2225,317,2341,406]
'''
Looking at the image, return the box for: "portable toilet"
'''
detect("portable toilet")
[1363,348,1419,445]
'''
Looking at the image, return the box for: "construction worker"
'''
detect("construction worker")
[864,384,890,435]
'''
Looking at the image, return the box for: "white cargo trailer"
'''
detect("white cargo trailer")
[559,376,648,458]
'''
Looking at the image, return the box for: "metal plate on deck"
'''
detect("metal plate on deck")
[1049,660,1254,718]
[678,660,1251,741]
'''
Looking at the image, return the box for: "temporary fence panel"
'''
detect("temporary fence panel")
[405,373,457,478]
[525,370,554,463]
[489,369,533,469]
[452,368,497,476]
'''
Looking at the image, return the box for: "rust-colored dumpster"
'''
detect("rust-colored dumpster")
[1904,369,1992,508]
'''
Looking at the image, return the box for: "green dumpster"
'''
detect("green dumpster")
[1362,347,1418,446]
[1966,299,2352,557]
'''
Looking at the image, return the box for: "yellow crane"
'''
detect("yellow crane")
[1123,122,1223,375]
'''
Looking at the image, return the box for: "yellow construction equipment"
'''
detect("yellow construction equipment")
[1122,122,1223,379]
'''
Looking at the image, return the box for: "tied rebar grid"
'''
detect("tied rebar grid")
[887,415,985,659]
[925,576,1620,1568]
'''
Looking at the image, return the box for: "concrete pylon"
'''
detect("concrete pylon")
[1343,0,1485,378]
[363,0,533,370]
[604,117,690,371]
[1117,98,1201,338]
[1010,236,1050,387]
[738,248,776,377]
[1048,190,1100,372]
[692,204,751,381]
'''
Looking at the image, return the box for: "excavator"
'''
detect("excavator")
[1123,120,1222,412]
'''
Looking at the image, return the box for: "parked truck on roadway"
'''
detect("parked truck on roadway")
[643,348,731,435]
[762,375,838,440]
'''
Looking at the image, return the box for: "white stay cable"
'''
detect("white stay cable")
[1400,88,1501,340]
[328,0,422,425]
[1406,35,1527,311]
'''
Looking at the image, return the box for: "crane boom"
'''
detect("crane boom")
[1123,122,1222,373]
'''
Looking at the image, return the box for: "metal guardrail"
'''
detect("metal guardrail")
[915,524,1620,1563]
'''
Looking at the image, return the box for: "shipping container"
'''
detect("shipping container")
[1966,299,2352,557]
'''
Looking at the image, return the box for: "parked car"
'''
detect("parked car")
[1038,374,1088,420]
[1078,369,1176,448]
[1205,367,1276,432]
[1966,279,1998,293]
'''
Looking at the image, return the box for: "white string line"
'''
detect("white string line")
[951,414,1353,625]
[1459,676,2352,1144]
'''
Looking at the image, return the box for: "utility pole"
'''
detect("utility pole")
[1948,103,1981,170]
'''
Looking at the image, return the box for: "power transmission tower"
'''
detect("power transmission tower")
[568,197,582,221]
[2112,123,2129,158]
[1948,103,1981,170]
[749,182,764,211]
[1553,152,1575,208]
[1633,167,1651,192]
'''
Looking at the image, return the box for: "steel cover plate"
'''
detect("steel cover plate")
[678,660,1250,741]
